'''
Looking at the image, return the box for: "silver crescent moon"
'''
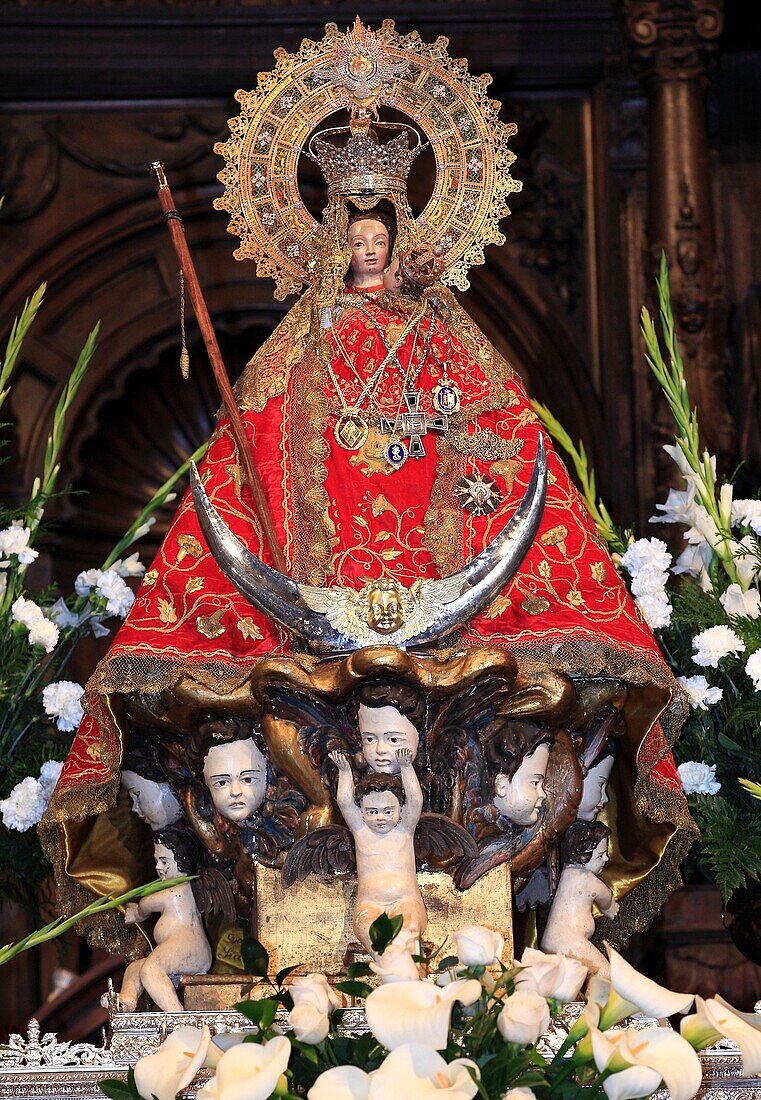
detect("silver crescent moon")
[190,434,547,653]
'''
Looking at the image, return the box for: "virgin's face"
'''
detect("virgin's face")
[347,219,390,284]
[358,703,418,774]
[493,743,551,827]
[202,738,267,822]
[578,755,615,821]
[121,771,181,830]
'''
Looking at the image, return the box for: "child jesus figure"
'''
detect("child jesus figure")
[330,748,426,954]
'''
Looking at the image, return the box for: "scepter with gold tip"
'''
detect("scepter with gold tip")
[149,161,287,573]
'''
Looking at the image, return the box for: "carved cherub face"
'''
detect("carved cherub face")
[121,771,182,831]
[493,743,550,827]
[582,836,610,875]
[366,583,404,634]
[578,755,615,821]
[348,218,389,285]
[359,789,401,834]
[202,738,267,822]
[154,842,180,880]
[358,704,419,774]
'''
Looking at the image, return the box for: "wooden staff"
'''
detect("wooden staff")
[149,161,287,573]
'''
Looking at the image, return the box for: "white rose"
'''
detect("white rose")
[370,943,421,984]
[678,675,723,711]
[0,776,46,832]
[28,616,60,653]
[732,499,761,535]
[11,595,43,628]
[746,651,761,691]
[503,1090,537,1100]
[290,973,341,1016]
[635,591,672,630]
[621,538,672,577]
[75,568,102,597]
[720,584,761,620]
[497,990,550,1046]
[516,948,586,1003]
[678,761,721,796]
[96,569,135,617]
[42,680,84,732]
[453,925,505,967]
[289,999,331,1044]
[692,625,745,668]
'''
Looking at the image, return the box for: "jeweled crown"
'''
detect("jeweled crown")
[307,121,424,197]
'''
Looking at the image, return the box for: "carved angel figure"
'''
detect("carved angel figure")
[283,748,477,954]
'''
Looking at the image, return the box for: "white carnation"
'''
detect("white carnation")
[720,584,761,620]
[622,538,672,578]
[96,569,134,617]
[38,760,64,799]
[11,595,43,628]
[74,568,102,597]
[678,761,721,796]
[28,616,59,653]
[635,591,672,630]
[692,625,745,668]
[42,680,84,732]
[678,675,723,710]
[0,776,46,831]
[732,499,761,535]
[745,651,761,692]
[0,524,38,565]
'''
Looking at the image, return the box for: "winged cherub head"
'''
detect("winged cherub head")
[354,771,406,834]
[365,577,405,634]
[357,680,426,774]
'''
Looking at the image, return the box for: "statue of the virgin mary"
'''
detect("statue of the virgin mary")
[42,19,695,961]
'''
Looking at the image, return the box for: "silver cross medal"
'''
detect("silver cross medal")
[379,390,449,469]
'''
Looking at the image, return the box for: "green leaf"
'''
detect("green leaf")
[368,911,403,954]
[347,961,373,979]
[333,979,373,999]
[235,996,279,1029]
[276,964,299,986]
[241,936,269,978]
[98,1067,141,1099]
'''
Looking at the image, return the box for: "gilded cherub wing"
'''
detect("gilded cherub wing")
[414,813,478,871]
[191,866,237,922]
[298,584,364,638]
[281,825,355,888]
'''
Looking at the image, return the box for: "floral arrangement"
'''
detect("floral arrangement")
[533,255,761,901]
[0,282,206,912]
[98,917,761,1100]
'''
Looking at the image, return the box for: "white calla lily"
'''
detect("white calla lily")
[602,944,693,1025]
[590,1024,702,1100]
[196,1035,291,1100]
[365,978,481,1051]
[682,995,761,1076]
[369,1044,479,1099]
[204,1033,244,1070]
[134,1025,210,1100]
[308,1065,372,1100]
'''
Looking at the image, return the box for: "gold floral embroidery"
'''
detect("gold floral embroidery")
[590,562,607,583]
[185,577,204,593]
[237,617,263,641]
[538,560,552,579]
[490,458,522,494]
[485,593,512,618]
[568,588,584,608]
[521,594,551,615]
[540,524,569,556]
[158,598,178,625]
[197,607,227,639]
[177,534,204,562]
[143,569,158,587]
[225,463,244,497]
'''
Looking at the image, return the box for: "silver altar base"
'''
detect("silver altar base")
[1,1002,760,1099]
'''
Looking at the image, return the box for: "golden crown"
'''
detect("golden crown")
[306,121,424,197]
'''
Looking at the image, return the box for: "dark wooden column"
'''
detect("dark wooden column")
[623,0,734,467]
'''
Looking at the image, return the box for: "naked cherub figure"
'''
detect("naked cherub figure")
[330,747,426,954]
[541,820,619,980]
[115,829,212,1012]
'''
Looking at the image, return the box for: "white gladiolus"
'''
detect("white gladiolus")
[678,674,723,710]
[112,551,145,578]
[516,948,586,1003]
[365,979,481,1051]
[370,942,421,984]
[196,1035,291,1100]
[11,595,43,628]
[720,583,761,620]
[370,1045,479,1100]
[96,569,135,617]
[308,1066,371,1100]
[0,524,38,565]
[732,499,761,535]
[745,650,761,691]
[732,536,761,587]
[133,518,156,540]
[0,776,46,832]
[27,616,59,653]
[682,995,761,1077]
[677,761,721,796]
[75,568,102,597]
[133,1026,211,1100]
[42,680,84,732]
[497,990,551,1046]
[453,924,505,967]
[691,625,746,668]
[673,539,713,590]
[590,1025,702,1100]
